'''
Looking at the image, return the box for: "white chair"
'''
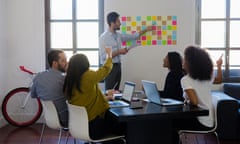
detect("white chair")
[178,96,220,144]
[67,102,126,144]
[39,100,69,144]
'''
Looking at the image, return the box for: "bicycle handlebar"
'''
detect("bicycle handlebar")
[19,66,34,75]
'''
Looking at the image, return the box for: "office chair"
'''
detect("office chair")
[39,100,69,144]
[67,102,126,144]
[178,96,220,144]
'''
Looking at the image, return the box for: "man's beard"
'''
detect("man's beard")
[57,63,66,73]
[114,27,120,31]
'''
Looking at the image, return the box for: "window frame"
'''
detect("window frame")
[45,0,104,69]
[196,0,240,82]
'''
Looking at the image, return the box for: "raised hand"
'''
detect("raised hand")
[105,46,112,58]
[118,48,128,55]
[216,54,223,67]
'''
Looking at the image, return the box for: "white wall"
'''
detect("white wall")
[0,0,7,127]
[0,0,196,127]
[0,0,45,127]
[6,0,45,91]
[105,0,196,89]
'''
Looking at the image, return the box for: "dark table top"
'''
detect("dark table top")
[109,100,209,122]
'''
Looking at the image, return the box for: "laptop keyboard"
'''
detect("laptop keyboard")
[161,99,171,103]
[109,100,129,108]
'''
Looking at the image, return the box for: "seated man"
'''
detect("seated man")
[31,49,68,127]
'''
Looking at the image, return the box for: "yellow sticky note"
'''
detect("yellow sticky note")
[172,25,177,30]
[147,36,151,40]
[162,31,167,35]
[141,41,147,46]
[131,21,137,27]
[152,16,157,21]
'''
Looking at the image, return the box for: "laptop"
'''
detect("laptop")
[142,80,184,106]
[109,81,142,108]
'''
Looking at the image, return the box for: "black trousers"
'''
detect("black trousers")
[105,63,121,90]
[172,117,213,143]
[89,110,126,140]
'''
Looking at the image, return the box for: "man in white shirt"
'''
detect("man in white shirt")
[99,11,152,90]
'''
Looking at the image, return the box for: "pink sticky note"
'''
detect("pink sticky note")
[137,40,141,45]
[122,41,126,46]
[122,17,127,22]
[157,31,162,35]
[142,36,146,40]
[152,26,157,30]
[152,40,157,45]
[132,31,136,34]
[167,40,172,45]
[172,20,177,25]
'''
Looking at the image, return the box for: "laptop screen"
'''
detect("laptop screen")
[142,80,184,106]
[122,81,136,102]
[142,80,161,104]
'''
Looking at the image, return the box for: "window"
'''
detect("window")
[197,0,240,82]
[45,0,104,70]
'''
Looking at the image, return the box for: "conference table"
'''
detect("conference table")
[109,100,209,144]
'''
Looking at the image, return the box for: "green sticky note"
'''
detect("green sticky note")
[121,26,126,32]
[168,25,172,30]
[147,16,151,21]
[162,40,167,45]
[147,40,151,45]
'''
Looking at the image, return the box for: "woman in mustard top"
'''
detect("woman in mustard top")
[63,48,120,139]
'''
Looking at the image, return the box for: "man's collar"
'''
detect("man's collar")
[108,28,116,35]
[49,68,63,74]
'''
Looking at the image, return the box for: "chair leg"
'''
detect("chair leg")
[214,132,220,144]
[74,138,77,144]
[57,128,62,144]
[179,134,182,144]
[39,123,46,144]
[121,138,126,144]
[65,131,70,144]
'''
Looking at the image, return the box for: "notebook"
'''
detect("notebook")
[109,81,142,108]
[142,80,184,106]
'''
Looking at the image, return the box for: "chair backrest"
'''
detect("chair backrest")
[179,99,220,144]
[179,97,219,134]
[211,91,239,140]
[41,100,62,130]
[67,102,91,141]
[211,94,219,132]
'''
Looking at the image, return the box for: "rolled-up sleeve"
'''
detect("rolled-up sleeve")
[121,33,139,41]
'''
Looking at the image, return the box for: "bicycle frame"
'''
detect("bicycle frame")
[2,66,43,127]
[19,66,36,108]
[21,92,32,109]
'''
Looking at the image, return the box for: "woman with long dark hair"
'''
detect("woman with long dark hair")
[161,52,185,101]
[63,48,124,140]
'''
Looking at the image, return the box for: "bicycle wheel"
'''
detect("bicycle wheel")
[2,87,43,127]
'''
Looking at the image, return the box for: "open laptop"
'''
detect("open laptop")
[142,80,183,106]
[109,81,142,108]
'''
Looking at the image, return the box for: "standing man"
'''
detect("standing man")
[31,49,68,127]
[99,11,152,90]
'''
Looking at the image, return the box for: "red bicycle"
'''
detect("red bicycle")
[2,66,42,127]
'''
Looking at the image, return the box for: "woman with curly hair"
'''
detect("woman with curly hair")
[180,45,222,130]
[172,45,222,143]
